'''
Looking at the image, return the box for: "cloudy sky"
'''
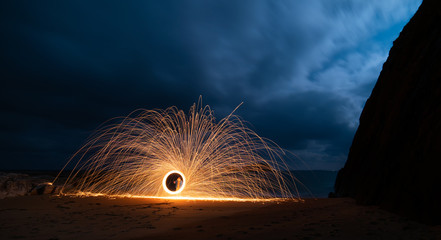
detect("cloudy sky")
[0,0,421,170]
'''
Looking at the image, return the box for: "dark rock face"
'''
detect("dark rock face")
[0,172,59,199]
[335,0,441,225]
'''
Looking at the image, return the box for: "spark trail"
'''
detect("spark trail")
[55,100,300,200]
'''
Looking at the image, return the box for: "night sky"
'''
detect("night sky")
[0,1,421,170]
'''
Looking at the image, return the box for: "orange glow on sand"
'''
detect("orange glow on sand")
[64,191,302,203]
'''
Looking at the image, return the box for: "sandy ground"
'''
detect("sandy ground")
[0,195,440,240]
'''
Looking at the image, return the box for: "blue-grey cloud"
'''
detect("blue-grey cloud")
[0,0,421,170]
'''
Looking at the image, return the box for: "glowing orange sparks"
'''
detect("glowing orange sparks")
[54,99,301,200]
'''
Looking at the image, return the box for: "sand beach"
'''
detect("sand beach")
[1,195,440,240]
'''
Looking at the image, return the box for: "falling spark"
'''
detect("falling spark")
[55,99,300,200]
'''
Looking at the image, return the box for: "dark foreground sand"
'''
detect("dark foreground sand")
[0,195,440,240]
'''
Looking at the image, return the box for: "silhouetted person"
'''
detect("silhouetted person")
[174,177,183,190]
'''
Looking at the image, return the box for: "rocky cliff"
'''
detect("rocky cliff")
[335,0,441,225]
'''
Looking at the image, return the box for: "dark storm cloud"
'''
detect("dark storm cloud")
[0,1,420,170]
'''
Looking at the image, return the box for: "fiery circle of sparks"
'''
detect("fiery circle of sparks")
[54,99,301,201]
[162,170,186,194]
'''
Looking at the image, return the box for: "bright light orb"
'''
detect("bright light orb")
[162,170,186,194]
